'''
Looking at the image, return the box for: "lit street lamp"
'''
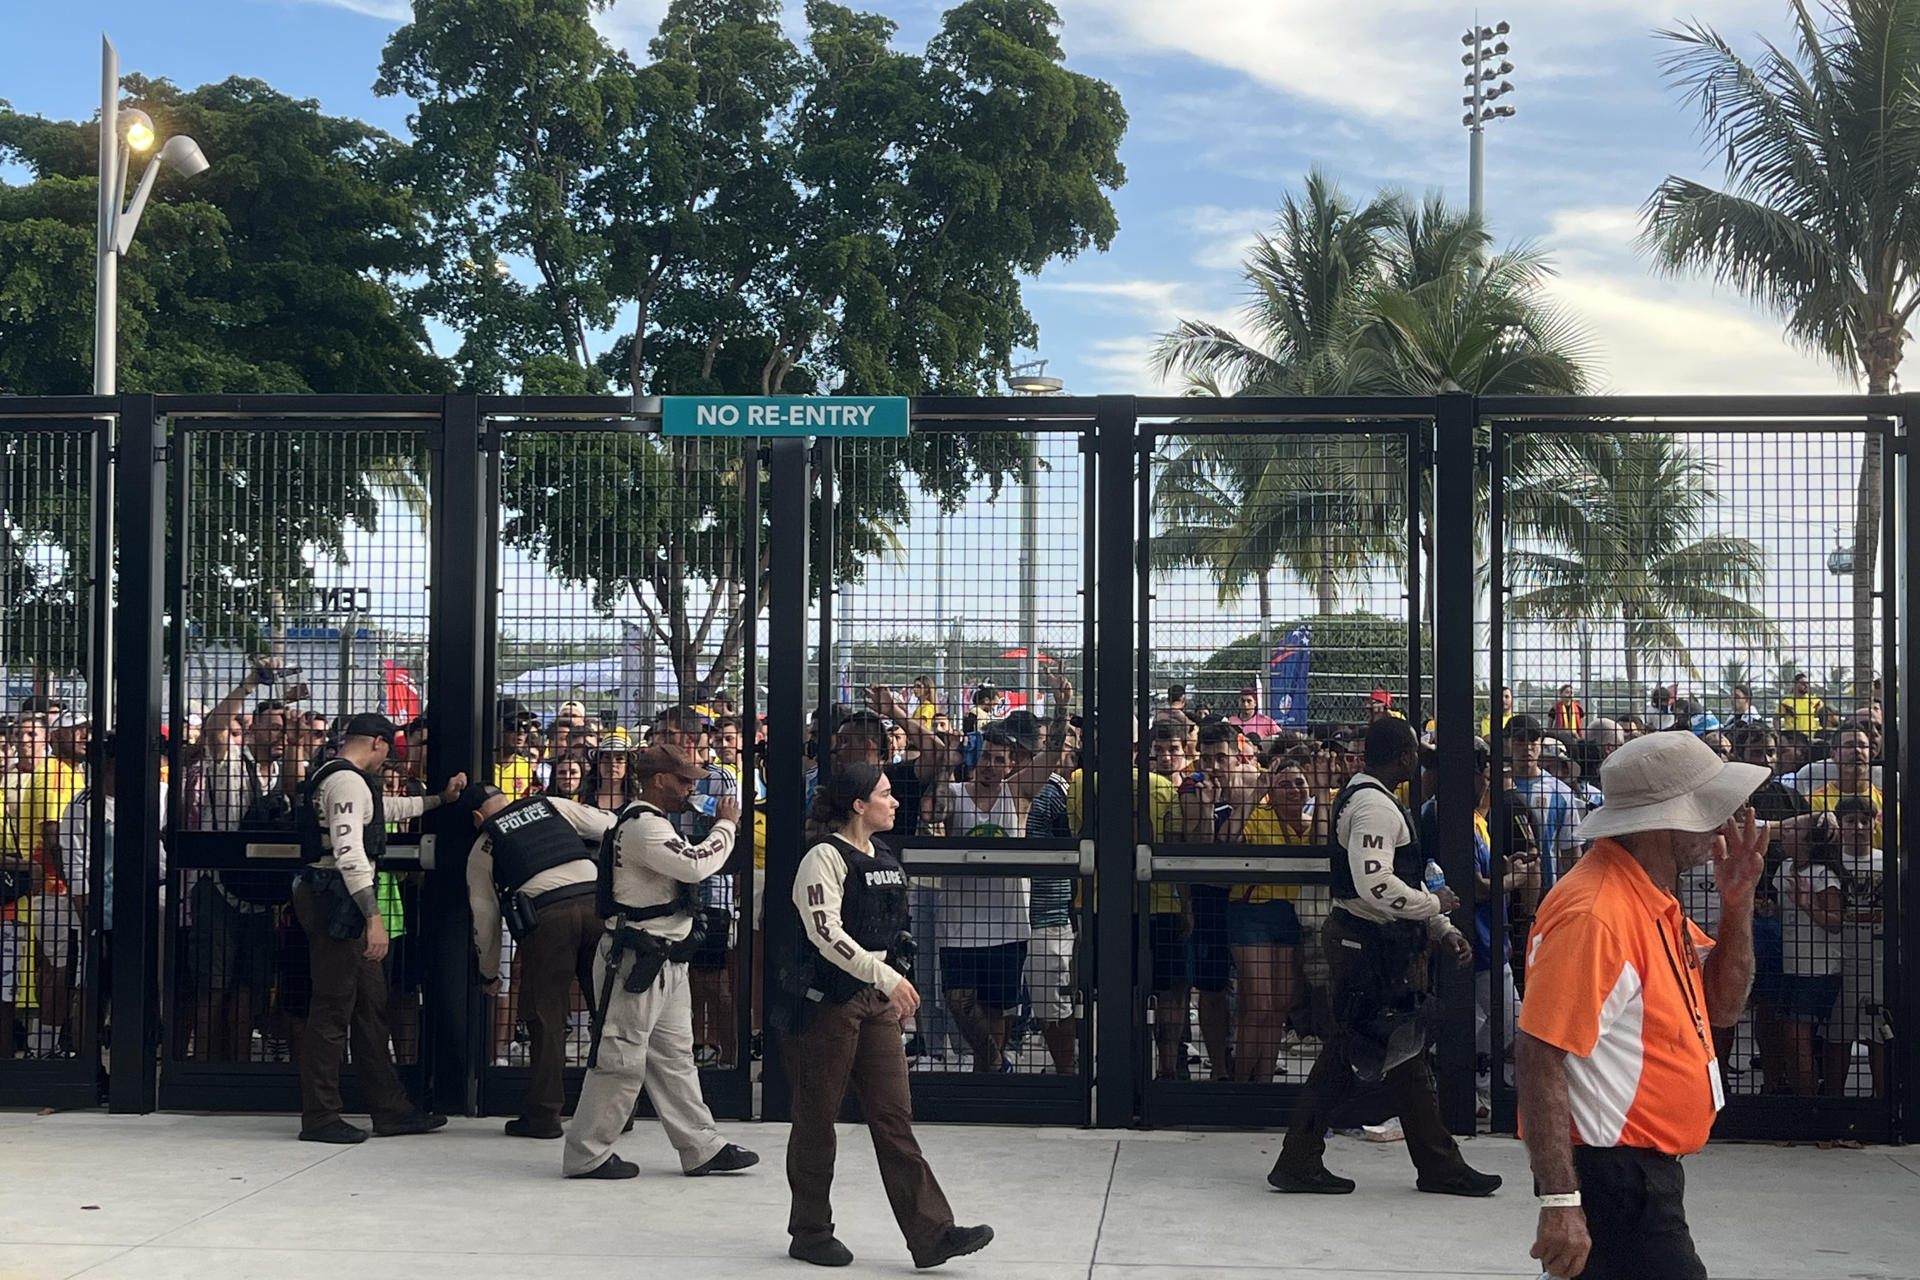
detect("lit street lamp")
[1009,360,1066,710]
[96,35,209,394]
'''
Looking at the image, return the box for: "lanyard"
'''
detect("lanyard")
[1655,916,1711,1056]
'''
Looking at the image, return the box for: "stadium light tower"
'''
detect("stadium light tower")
[1459,19,1515,226]
[97,35,210,394]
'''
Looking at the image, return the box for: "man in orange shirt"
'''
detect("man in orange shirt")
[1516,733,1768,1280]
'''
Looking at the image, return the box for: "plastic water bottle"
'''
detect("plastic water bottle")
[1424,859,1447,893]
[691,791,720,817]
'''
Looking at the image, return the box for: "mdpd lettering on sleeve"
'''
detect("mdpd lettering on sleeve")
[662,396,910,438]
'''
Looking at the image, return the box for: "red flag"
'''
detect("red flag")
[384,660,422,723]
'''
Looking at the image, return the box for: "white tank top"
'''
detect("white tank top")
[937,782,1030,947]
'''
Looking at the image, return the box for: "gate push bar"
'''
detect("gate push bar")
[900,841,1096,877]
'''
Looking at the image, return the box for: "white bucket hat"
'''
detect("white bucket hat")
[1578,731,1769,841]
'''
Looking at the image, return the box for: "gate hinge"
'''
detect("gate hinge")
[152,445,171,464]
[1889,434,1908,457]
[1475,445,1491,469]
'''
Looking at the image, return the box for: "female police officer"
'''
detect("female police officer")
[784,762,994,1269]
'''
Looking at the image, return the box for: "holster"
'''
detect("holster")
[504,891,540,943]
[302,868,367,942]
[1331,916,1438,1087]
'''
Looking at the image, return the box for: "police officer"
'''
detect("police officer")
[465,783,615,1138]
[1266,715,1502,1196]
[562,744,759,1180]
[784,761,994,1269]
[293,713,465,1144]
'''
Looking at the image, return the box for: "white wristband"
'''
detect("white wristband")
[1536,1192,1581,1209]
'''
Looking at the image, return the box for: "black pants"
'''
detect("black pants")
[1273,911,1468,1180]
[1572,1146,1707,1280]
[785,987,954,1258]
[291,880,413,1131]
[516,893,601,1128]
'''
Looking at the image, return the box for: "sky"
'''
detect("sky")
[1,0,1879,707]
[0,0,1861,398]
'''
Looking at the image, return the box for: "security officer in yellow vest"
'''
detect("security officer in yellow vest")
[293,713,466,1143]
[465,783,615,1138]
[562,744,760,1180]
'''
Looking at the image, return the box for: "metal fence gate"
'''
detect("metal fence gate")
[1485,398,1906,1143]
[0,409,110,1110]
[0,391,1913,1143]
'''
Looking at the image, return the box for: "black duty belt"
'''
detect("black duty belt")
[530,881,597,913]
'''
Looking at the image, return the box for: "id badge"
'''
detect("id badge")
[1707,1057,1726,1111]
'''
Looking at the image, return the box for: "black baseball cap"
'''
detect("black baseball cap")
[343,713,398,746]
[1504,714,1545,741]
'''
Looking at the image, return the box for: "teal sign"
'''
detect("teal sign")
[662,396,909,437]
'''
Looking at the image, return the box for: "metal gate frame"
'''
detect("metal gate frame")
[0,390,1910,1140]
[1482,395,1910,1143]
[0,405,113,1110]
[1130,400,1457,1129]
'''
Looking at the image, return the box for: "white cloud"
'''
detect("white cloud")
[292,0,409,18]
[1183,205,1270,272]
[1056,0,1786,125]
[1539,204,1847,394]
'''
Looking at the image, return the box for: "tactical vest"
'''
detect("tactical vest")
[298,757,387,867]
[595,800,698,923]
[1328,777,1422,903]
[812,835,910,1003]
[483,795,591,896]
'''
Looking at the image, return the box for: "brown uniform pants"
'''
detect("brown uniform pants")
[292,879,413,1131]
[784,987,953,1257]
[516,892,601,1128]
[1274,909,1470,1180]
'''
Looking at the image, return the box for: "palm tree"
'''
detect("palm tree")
[1507,434,1783,692]
[1641,0,1920,697]
[1150,177,1591,632]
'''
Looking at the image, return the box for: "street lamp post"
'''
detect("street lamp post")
[95,35,209,394]
[1459,20,1516,226]
[1008,360,1065,712]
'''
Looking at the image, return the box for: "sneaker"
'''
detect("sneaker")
[912,1224,994,1269]
[686,1143,760,1177]
[1416,1167,1503,1198]
[299,1119,369,1145]
[1266,1162,1355,1194]
[373,1111,448,1137]
[693,1044,722,1068]
[504,1118,564,1139]
[568,1154,639,1180]
[789,1236,855,1267]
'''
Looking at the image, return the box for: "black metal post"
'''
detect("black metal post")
[1486,415,1515,1134]
[1431,391,1479,1135]
[109,394,163,1114]
[738,440,762,1098]
[423,395,488,1115]
[815,438,837,769]
[1093,395,1139,1127]
[761,437,813,1123]
[1895,403,1918,1141]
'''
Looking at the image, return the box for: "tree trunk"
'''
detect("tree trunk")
[1316,527,1336,615]
[1257,570,1273,679]
[1849,356,1891,703]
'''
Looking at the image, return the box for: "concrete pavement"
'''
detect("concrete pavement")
[3,1112,1917,1279]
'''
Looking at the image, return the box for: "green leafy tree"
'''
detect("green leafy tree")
[384,0,1125,700]
[0,78,449,659]
[1506,434,1783,693]
[1640,0,1920,696]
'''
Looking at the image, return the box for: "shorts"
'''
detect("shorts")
[1022,925,1076,1022]
[28,894,81,970]
[690,908,734,971]
[1571,1145,1707,1280]
[188,875,276,1008]
[1149,912,1188,993]
[1779,973,1841,1026]
[939,942,1027,1014]
[0,919,25,1002]
[1187,885,1231,994]
[1832,949,1890,1044]
[1227,899,1303,948]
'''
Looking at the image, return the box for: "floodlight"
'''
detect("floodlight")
[158,134,209,177]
